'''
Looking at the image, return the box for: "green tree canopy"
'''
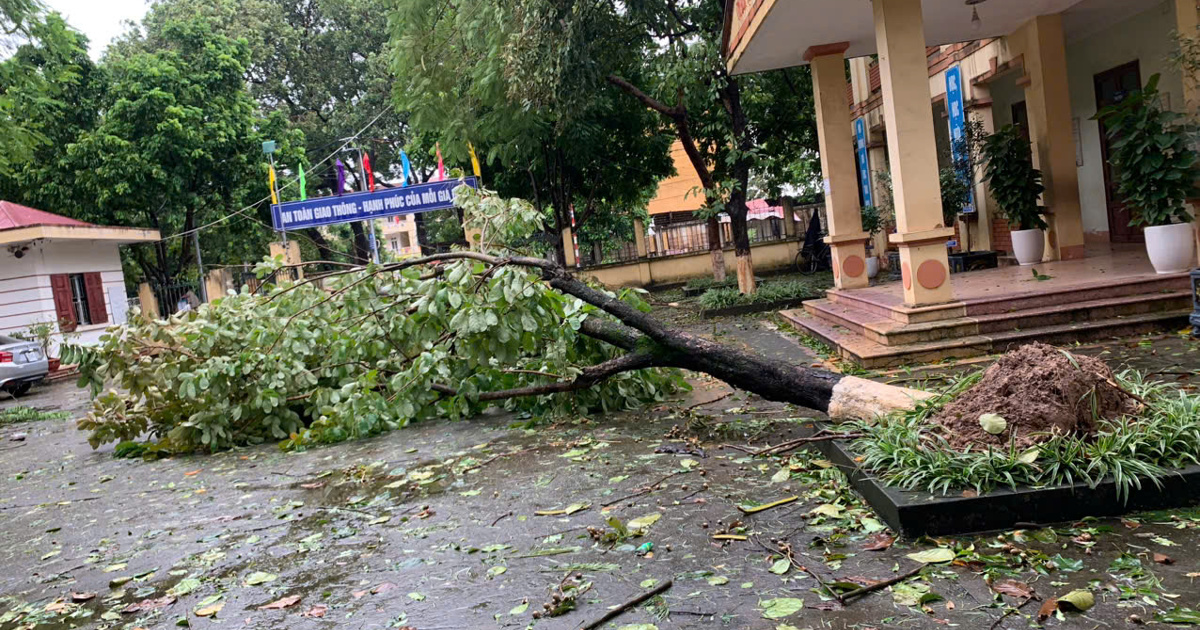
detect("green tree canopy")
[388,0,674,260]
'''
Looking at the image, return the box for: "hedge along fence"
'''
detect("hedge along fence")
[698,276,832,317]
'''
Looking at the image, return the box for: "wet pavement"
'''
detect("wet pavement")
[1,321,1199,630]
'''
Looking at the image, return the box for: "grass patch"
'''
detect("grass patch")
[0,406,70,426]
[698,278,828,310]
[851,371,1200,500]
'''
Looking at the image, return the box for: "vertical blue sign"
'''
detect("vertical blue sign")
[945,65,975,213]
[854,118,873,208]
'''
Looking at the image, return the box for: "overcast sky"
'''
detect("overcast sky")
[44,0,150,59]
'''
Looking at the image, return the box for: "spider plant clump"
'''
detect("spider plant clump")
[852,371,1200,502]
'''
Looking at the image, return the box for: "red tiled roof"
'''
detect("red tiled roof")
[0,201,94,231]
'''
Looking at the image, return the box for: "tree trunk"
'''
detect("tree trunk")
[349,222,371,264]
[728,191,756,294]
[707,216,726,281]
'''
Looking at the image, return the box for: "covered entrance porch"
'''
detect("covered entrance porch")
[724,0,1200,364]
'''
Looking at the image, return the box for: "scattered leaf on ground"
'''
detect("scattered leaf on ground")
[1057,590,1094,612]
[769,559,790,575]
[245,571,278,586]
[991,580,1034,600]
[760,598,804,619]
[258,595,301,610]
[906,548,955,564]
[863,533,895,551]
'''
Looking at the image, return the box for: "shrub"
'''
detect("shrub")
[698,278,827,309]
[1095,74,1198,227]
[982,125,1047,231]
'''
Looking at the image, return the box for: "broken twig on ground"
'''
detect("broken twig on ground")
[580,579,673,630]
[601,470,693,507]
[839,563,926,602]
[751,431,866,457]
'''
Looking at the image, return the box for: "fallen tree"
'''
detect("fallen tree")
[67,187,928,455]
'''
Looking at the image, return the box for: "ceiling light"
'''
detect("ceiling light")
[966,0,987,32]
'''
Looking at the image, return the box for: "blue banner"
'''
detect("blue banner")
[945,66,974,214]
[271,177,478,231]
[854,118,873,208]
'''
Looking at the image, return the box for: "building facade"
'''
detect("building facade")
[0,202,160,347]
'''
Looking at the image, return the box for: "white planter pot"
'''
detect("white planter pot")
[1144,222,1196,274]
[1010,228,1045,266]
[866,257,880,279]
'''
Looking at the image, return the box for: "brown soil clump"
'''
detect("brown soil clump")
[929,343,1138,450]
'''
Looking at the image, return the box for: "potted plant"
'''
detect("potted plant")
[860,204,883,279]
[17,320,61,372]
[982,125,1048,265]
[1096,74,1198,274]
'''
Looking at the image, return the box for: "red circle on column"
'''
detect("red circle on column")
[917,260,947,290]
[902,262,912,290]
[842,255,865,278]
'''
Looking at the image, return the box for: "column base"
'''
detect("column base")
[898,242,953,306]
[830,241,870,290]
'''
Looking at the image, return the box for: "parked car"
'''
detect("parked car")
[0,334,49,397]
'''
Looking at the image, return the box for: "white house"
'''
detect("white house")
[1,201,160,347]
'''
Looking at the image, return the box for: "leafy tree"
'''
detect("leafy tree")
[115,0,408,264]
[387,0,674,264]
[0,1,79,176]
[0,12,103,192]
[64,19,305,285]
[497,0,819,293]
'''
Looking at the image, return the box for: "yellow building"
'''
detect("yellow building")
[380,215,421,259]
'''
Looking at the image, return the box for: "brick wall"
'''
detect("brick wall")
[991,219,1012,255]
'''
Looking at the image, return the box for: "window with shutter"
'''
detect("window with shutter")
[84,273,108,325]
[50,274,77,332]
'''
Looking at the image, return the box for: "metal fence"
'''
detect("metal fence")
[643,215,792,260]
[152,282,202,315]
[578,241,641,267]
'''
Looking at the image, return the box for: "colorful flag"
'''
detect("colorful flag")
[435,143,446,181]
[362,152,376,192]
[467,142,482,178]
[400,150,412,187]
[298,164,307,201]
[336,159,346,196]
[268,164,279,205]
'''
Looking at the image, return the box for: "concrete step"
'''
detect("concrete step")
[827,272,1190,325]
[779,307,1193,369]
[806,290,1193,347]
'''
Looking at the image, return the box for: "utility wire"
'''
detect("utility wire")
[158,103,396,243]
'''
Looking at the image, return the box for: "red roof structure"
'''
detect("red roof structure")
[0,201,93,231]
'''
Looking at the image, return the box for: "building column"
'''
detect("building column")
[873,0,955,305]
[1010,14,1085,261]
[561,226,577,267]
[633,218,649,258]
[137,282,160,319]
[269,241,304,279]
[808,43,870,290]
[966,91,996,253]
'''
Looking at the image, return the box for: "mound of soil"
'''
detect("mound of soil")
[929,343,1138,450]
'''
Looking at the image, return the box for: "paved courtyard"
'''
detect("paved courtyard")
[1,319,1199,629]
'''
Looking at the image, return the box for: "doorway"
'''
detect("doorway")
[1094,60,1143,243]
